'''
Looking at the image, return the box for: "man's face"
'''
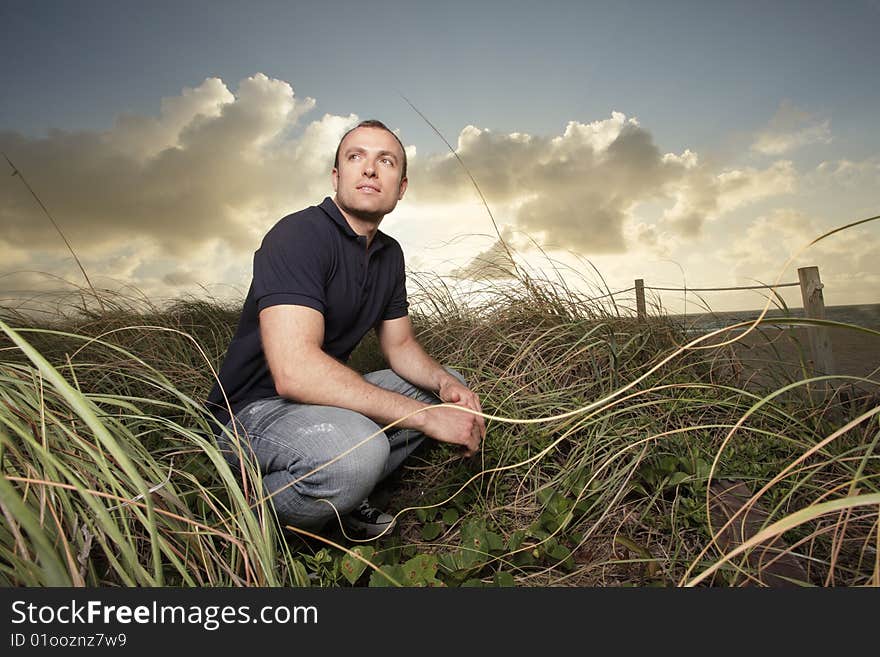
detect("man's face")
[332,127,407,222]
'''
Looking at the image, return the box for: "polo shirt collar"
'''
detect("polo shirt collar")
[318,196,387,250]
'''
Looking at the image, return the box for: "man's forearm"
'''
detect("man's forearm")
[274,347,431,430]
[384,336,457,394]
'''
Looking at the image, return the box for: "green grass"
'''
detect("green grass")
[1,274,878,587]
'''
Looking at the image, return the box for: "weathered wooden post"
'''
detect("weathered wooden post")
[797,266,835,379]
[635,279,646,320]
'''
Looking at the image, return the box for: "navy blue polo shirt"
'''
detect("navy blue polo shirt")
[206,197,409,431]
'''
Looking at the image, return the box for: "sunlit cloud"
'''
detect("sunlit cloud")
[812,158,880,189]
[751,100,832,155]
[0,74,327,259]
[449,227,520,280]
[719,208,880,300]
[1,75,876,308]
[412,113,689,253]
[661,160,796,237]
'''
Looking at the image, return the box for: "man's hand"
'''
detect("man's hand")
[437,378,486,456]
[376,315,486,456]
[420,403,483,457]
[439,379,485,431]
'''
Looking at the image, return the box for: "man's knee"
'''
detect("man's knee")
[332,414,390,479]
[301,412,390,511]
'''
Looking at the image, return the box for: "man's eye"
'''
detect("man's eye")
[381,158,393,166]
[349,153,362,160]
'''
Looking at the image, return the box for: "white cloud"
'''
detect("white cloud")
[716,160,797,212]
[0,73,321,260]
[450,227,520,280]
[661,161,796,237]
[627,220,675,256]
[751,100,832,155]
[2,78,875,311]
[812,158,880,189]
[719,208,880,305]
[108,77,236,160]
[554,111,633,153]
[413,114,800,254]
[412,113,693,253]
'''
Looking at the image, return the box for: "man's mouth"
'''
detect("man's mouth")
[356,184,381,193]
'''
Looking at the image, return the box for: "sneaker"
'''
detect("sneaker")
[342,499,396,538]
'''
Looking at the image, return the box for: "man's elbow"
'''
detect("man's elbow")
[382,335,416,363]
[270,358,313,401]
[271,349,329,402]
[273,372,309,401]
[273,376,295,400]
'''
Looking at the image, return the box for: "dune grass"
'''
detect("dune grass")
[1,269,877,587]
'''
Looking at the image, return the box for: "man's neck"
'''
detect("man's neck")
[332,197,382,246]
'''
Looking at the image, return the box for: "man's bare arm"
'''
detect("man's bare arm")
[376,315,485,439]
[260,305,481,453]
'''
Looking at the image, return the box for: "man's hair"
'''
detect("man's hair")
[333,119,407,180]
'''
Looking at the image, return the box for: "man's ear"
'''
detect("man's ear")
[331,167,339,192]
[397,176,408,200]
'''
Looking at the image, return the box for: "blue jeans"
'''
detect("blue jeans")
[218,368,464,530]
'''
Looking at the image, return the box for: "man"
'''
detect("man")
[207,119,485,538]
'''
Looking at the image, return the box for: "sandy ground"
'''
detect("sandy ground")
[702,325,880,394]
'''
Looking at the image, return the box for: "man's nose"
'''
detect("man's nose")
[363,160,377,177]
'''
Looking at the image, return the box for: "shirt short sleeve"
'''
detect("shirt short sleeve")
[252,217,330,314]
[382,247,409,320]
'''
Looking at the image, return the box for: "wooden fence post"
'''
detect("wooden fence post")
[797,266,835,378]
[635,279,646,320]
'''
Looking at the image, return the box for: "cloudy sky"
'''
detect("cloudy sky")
[1,0,878,314]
